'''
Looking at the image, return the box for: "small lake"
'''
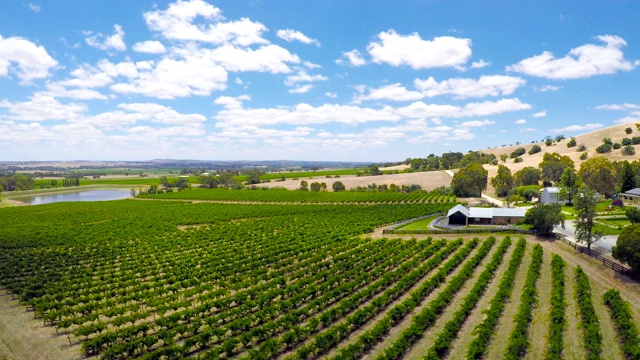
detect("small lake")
[16,189,132,205]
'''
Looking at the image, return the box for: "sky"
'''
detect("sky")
[1,0,639,162]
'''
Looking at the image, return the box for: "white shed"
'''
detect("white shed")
[539,187,565,205]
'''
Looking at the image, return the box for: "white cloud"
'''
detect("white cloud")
[614,117,640,124]
[80,103,206,128]
[85,24,127,52]
[37,84,107,100]
[521,127,537,132]
[214,94,250,109]
[414,75,525,99]
[0,35,58,83]
[551,123,603,133]
[353,83,423,103]
[110,56,228,99]
[337,50,366,66]
[367,30,472,70]
[133,40,167,54]
[470,60,490,69]
[0,94,86,121]
[28,3,41,12]
[325,92,337,98]
[289,84,314,94]
[396,98,531,119]
[460,119,495,127]
[276,29,320,46]
[596,103,640,110]
[533,111,547,117]
[533,85,561,92]
[507,35,636,79]
[200,44,300,73]
[285,70,328,85]
[515,119,527,124]
[144,0,268,46]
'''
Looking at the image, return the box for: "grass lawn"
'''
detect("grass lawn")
[396,216,439,230]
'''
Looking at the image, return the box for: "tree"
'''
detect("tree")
[310,182,322,191]
[524,204,564,237]
[514,166,541,186]
[528,145,542,155]
[539,152,574,184]
[218,171,233,188]
[620,161,636,193]
[558,167,581,205]
[332,181,345,192]
[245,169,264,185]
[451,163,488,197]
[578,156,618,196]
[622,145,636,156]
[500,154,508,163]
[299,180,309,191]
[130,188,136,197]
[574,187,602,250]
[625,127,633,134]
[490,165,514,197]
[567,137,577,148]
[198,174,219,188]
[625,208,640,224]
[612,224,640,274]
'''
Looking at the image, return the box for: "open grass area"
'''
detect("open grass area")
[396,216,439,230]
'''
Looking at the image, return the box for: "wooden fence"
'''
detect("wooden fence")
[555,234,637,279]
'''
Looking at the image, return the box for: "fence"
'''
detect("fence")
[383,227,536,235]
[555,234,637,280]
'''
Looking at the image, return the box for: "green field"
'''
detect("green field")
[396,216,439,230]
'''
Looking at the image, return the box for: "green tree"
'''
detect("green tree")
[625,208,640,224]
[451,163,488,197]
[539,152,574,184]
[620,161,636,193]
[514,166,541,186]
[332,181,346,192]
[245,169,264,185]
[578,156,618,196]
[500,154,508,163]
[198,174,219,188]
[524,204,564,236]
[218,171,233,188]
[567,137,577,147]
[310,182,322,191]
[558,167,581,205]
[490,165,514,197]
[300,180,309,191]
[612,224,640,274]
[574,187,602,250]
[528,145,542,155]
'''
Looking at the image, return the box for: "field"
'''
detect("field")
[1,197,640,360]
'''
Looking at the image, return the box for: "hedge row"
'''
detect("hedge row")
[377,237,498,360]
[575,266,602,360]
[422,237,513,360]
[465,238,527,360]
[546,254,566,360]
[603,289,640,359]
[504,244,543,359]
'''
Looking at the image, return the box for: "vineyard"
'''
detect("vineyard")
[0,199,640,360]
[139,188,456,204]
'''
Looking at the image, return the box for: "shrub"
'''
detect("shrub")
[622,145,636,156]
[596,143,612,153]
[510,147,526,158]
[603,137,613,145]
[528,145,542,155]
[514,156,523,163]
[633,137,640,145]
[567,137,577,147]
[613,143,622,149]
[612,198,624,207]
[625,127,633,134]
[580,152,588,160]
[622,138,632,146]
[577,144,587,151]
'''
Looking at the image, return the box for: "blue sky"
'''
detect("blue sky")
[1,0,639,162]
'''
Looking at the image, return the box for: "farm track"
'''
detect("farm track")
[525,249,552,360]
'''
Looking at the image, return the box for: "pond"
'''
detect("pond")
[15,189,132,205]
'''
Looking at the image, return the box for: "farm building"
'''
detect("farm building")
[619,188,640,206]
[539,187,565,205]
[445,204,527,226]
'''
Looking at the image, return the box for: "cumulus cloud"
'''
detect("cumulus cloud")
[28,3,41,12]
[214,94,250,109]
[80,103,206,128]
[533,111,547,117]
[133,40,167,54]
[325,92,337,98]
[507,35,636,79]
[460,119,495,127]
[144,0,268,46]
[0,94,86,121]
[395,98,531,119]
[85,24,127,52]
[596,103,640,110]
[285,70,328,86]
[414,75,525,99]
[276,29,320,46]
[551,123,603,133]
[515,119,527,124]
[0,35,58,83]
[337,49,366,66]
[614,117,640,124]
[288,84,313,94]
[197,44,300,73]
[367,30,472,70]
[533,85,561,92]
[353,83,423,103]
[470,60,490,69]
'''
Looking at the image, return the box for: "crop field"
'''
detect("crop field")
[139,188,456,204]
[1,199,639,360]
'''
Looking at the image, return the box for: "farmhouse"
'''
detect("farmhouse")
[619,188,640,206]
[446,204,526,226]
[539,187,565,205]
